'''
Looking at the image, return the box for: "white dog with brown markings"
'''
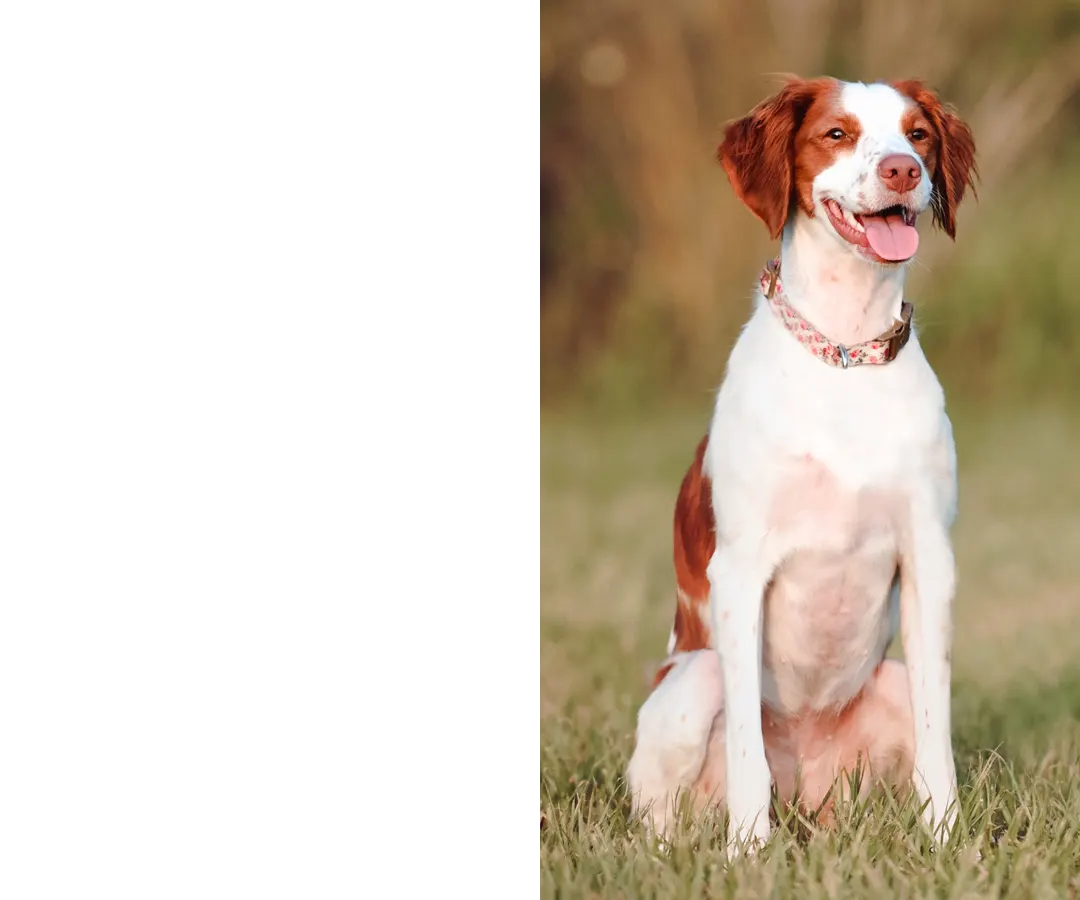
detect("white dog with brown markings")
[625,77,978,854]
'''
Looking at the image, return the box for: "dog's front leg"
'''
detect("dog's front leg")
[709,540,772,855]
[901,495,959,844]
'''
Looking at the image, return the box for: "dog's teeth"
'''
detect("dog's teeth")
[843,208,864,232]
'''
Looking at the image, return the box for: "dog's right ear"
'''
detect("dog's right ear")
[718,78,828,240]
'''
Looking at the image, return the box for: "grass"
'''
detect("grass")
[540,399,1080,898]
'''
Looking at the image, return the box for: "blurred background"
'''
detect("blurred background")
[541,0,1080,730]
[541,6,1080,883]
[541,0,1080,409]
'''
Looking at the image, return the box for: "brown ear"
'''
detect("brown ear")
[717,78,831,240]
[893,80,978,239]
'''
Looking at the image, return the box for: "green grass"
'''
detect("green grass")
[540,401,1080,898]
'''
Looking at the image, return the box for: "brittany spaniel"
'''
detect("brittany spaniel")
[625,77,978,853]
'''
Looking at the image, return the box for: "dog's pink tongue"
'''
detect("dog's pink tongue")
[862,214,919,261]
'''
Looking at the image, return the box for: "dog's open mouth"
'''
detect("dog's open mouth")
[823,199,919,262]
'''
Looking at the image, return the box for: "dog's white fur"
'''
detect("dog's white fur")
[628,81,961,852]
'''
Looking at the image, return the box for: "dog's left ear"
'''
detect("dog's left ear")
[893,80,978,239]
[718,77,832,239]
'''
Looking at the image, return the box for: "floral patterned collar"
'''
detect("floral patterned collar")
[759,258,913,369]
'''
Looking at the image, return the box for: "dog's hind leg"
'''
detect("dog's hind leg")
[626,650,725,838]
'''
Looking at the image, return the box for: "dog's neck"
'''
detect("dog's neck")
[778,213,908,346]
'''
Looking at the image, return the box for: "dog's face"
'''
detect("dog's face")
[718,78,977,264]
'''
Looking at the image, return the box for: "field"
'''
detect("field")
[540,401,1080,898]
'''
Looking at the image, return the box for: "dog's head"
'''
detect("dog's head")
[718,77,977,264]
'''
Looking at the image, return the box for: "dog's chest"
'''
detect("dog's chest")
[711,319,952,714]
[760,454,904,713]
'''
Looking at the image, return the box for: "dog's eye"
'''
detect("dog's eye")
[909,128,928,142]
[826,128,846,140]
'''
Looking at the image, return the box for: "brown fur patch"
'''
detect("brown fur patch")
[717,77,838,238]
[899,104,940,179]
[651,661,676,688]
[671,435,715,653]
[792,103,862,216]
[892,80,978,238]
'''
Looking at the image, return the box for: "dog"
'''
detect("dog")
[625,77,977,854]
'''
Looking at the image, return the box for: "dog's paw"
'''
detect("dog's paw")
[725,820,772,861]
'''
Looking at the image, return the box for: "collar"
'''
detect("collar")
[759,258,913,368]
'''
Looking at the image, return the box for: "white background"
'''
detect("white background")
[0,2,534,896]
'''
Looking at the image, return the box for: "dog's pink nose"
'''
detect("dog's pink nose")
[877,154,921,194]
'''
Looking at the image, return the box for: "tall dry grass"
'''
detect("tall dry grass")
[540,0,1080,408]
